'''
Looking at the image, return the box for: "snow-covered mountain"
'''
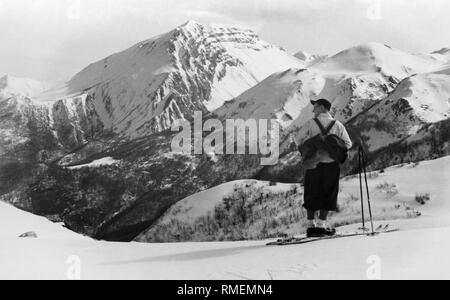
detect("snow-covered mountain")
[0,92,103,161]
[33,20,304,138]
[216,43,449,153]
[349,68,450,151]
[217,43,412,126]
[216,66,397,130]
[1,21,305,160]
[431,48,450,62]
[315,43,442,76]
[294,50,327,66]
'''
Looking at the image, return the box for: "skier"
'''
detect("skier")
[291,99,353,238]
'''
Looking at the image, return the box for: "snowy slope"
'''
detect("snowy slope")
[350,68,450,151]
[0,75,50,99]
[218,43,447,122]
[314,43,442,77]
[145,180,296,224]
[1,156,449,280]
[67,157,121,170]
[431,48,450,63]
[0,201,87,240]
[383,69,450,123]
[215,68,322,128]
[215,64,397,130]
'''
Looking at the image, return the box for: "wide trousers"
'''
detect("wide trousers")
[303,162,340,212]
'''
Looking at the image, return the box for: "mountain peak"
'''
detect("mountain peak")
[432,48,450,55]
[0,75,9,90]
[177,20,204,32]
[176,20,257,36]
[0,74,13,82]
[294,51,327,66]
[294,50,312,61]
[41,19,304,136]
[356,42,391,49]
[173,20,207,38]
[337,42,396,58]
[180,20,201,28]
[313,42,442,76]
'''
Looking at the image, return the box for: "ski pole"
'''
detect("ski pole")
[358,146,366,232]
[361,147,375,236]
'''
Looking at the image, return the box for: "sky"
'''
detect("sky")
[1,0,450,81]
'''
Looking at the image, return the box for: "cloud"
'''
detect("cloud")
[1,0,450,80]
[200,0,342,24]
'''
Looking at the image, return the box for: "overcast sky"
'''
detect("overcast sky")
[1,0,449,81]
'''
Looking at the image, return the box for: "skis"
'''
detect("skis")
[266,224,399,246]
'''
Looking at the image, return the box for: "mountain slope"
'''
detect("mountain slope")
[0,93,104,162]
[348,68,450,152]
[294,50,327,66]
[431,48,450,63]
[315,43,443,76]
[0,201,87,240]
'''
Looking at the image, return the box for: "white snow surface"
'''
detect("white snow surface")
[314,43,442,77]
[0,201,88,241]
[389,69,450,122]
[0,75,51,99]
[1,156,450,279]
[67,157,121,170]
[355,67,450,151]
[156,180,295,224]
